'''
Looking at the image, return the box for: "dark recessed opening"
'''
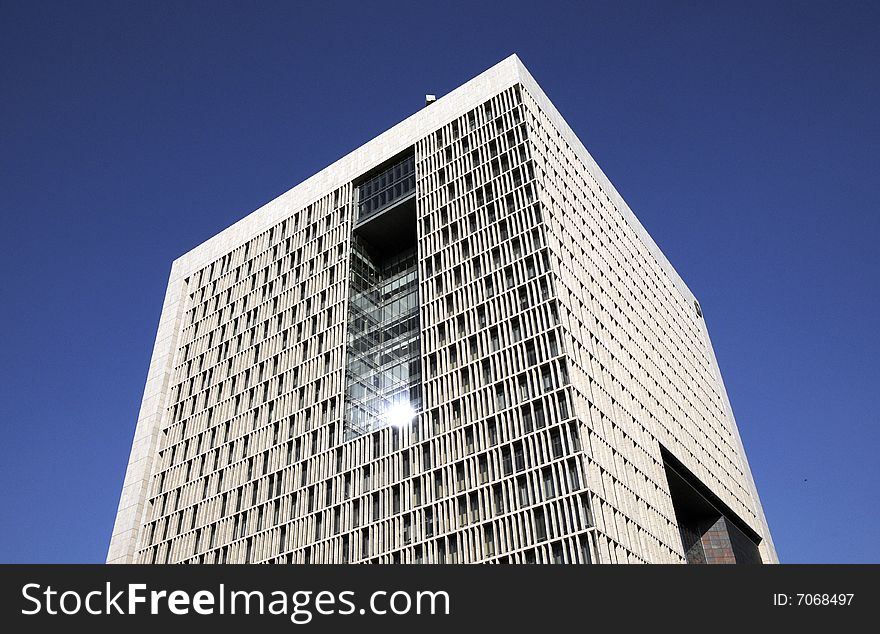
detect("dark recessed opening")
[353,195,417,258]
[661,447,763,564]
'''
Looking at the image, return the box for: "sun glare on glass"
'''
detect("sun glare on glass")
[386,401,416,428]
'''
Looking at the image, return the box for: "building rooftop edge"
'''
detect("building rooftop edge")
[171,53,696,304]
[510,57,697,303]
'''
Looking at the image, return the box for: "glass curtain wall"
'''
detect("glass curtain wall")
[344,236,422,439]
[356,154,415,222]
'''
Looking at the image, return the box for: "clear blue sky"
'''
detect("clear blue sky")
[1,1,877,564]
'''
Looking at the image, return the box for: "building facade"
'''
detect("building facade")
[108,55,776,565]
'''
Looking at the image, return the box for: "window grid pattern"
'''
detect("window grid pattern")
[412,85,597,564]
[136,188,353,564]
[519,87,763,563]
[134,87,598,565]
[123,74,765,566]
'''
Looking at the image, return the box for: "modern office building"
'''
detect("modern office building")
[108,55,776,565]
